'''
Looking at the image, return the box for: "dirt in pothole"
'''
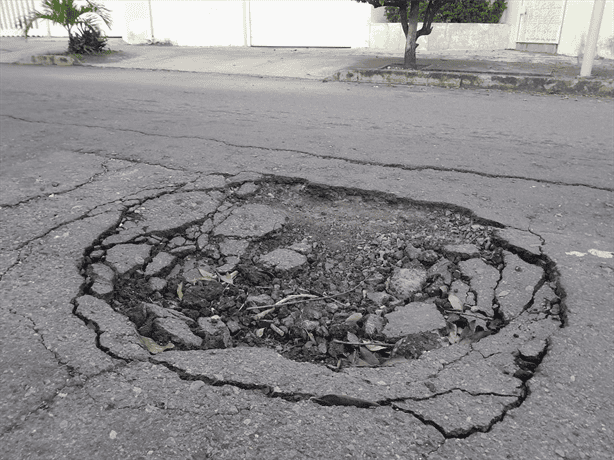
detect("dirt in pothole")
[85,181,559,370]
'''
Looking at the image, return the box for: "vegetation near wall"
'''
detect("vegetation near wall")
[385,0,507,24]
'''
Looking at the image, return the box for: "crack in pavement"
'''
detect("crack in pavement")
[1,177,193,258]
[2,114,612,192]
[0,156,114,208]
[71,147,191,174]
[1,308,79,435]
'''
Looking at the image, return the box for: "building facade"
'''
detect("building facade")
[1,0,612,58]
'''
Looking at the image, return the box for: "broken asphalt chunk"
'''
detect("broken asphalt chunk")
[496,251,544,320]
[213,203,287,238]
[74,295,150,360]
[458,258,499,317]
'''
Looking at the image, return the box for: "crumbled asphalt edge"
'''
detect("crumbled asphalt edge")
[0,153,188,281]
[70,176,564,440]
[491,231,568,327]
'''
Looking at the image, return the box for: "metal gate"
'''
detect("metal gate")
[516,0,567,52]
[1,0,123,37]
[0,0,44,36]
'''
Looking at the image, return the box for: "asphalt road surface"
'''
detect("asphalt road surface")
[1,65,613,459]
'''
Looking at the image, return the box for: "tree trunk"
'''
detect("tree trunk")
[401,0,421,69]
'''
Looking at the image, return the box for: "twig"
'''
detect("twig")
[447,310,491,321]
[246,294,318,311]
[246,281,365,311]
[332,339,393,348]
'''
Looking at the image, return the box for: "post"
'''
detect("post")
[580,0,606,77]
[148,0,155,41]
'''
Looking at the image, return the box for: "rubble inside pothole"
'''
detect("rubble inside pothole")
[75,177,564,438]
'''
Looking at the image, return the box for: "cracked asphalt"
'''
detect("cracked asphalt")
[0,64,613,460]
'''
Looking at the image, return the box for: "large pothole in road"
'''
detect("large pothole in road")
[75,176,564,437]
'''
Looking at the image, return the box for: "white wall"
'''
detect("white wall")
[153,0,246,46]
[123,0,246,45]
[249,0,370,47]
[120,0,515,51]
[369,23,510,52]
[557,0,614,59]
[502,0,614,59]
[122,0,371,47]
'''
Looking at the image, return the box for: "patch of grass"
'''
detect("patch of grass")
[66,49,118,60]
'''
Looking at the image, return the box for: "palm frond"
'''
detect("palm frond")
[21,0,113,39]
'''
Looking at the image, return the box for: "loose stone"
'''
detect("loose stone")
[197,317,232,348]
[258,248,307,271]
[443,244,480,260]
[153,317,203,348]
[235,182,259,197]
[387,264,428,300]
[149,277,167,291]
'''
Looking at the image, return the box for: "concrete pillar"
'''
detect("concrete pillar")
[580,0,606,77]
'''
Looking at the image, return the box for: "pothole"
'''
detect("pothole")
[75,177,564,438]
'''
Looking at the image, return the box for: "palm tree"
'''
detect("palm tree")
[22,0,112,54]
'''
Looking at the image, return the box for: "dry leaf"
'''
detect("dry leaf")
[365,343,387,352]
[346,332,360,343]
[254,307,275,320]
[359,346,380,366]
[345,312,363,323]
[197,268,217,281]
[139,336,174,354]
[218,271,237,285]
[177,282,183,300]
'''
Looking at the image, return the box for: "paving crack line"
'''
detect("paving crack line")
[0,156,114,209]
[73,147,192,173]
[2,114,612,192]
[3,180,192,257]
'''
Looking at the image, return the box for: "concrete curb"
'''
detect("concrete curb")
[19,55,78,66]
[326,68,614,97]
[13,51,614,97]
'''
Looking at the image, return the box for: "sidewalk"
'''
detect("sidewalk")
[2,36,613,95]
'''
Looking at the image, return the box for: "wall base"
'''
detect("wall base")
[516,43,558,54]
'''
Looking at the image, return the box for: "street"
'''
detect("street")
[1,64,613,459]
